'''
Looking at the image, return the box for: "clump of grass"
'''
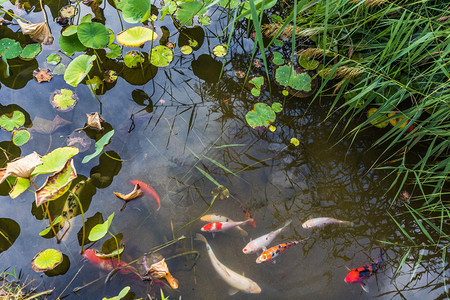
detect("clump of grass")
[0,270,53,300]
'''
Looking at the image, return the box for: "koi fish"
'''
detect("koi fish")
[201,214,248,237]
[302,217,353,229]
[240,206,256,228]
[243,220,292,254]
[195,233,261,295]
[256,240,305,264]
[201,219,254,238]
[130,180,160,211]
[345,249,384,292]
[82,249,137,274]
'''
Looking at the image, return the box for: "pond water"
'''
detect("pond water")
[0,1,447,299]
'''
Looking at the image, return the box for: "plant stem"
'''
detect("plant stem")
[0,8,29,23]
[43,202,61,243]
[71,189,86,254]
[86,75,103,114]
[108,231,121,266]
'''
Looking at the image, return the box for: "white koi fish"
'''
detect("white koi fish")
[302,217,354,229]
[242,220,292,254]
[195,233,261,295]
[201,219,254,238]
[201,214,248,237]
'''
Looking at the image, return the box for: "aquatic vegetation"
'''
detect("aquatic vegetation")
[0,111,25,132]
[33,68,52,83]
[245,102,282,129]
[31,248,63,272]
[64,55,96,87]
[102,286,130,300]
[82,130,114,163]
[11,129,30,147]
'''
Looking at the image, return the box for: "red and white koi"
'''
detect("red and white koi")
[82,249,137,274]
[200,214,248,236]
[242,220,292,254]
[201,219,254,237]
[256,240,304,264]
[302,217,353,229]
[130,180,160,211]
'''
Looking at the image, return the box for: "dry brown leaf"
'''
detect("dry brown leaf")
[0,152,42,184]
[33,68,52,83]
[86,112,104,130]
[148,258,178,289]
[18,20,54,45]
[114,183,143,201]
[29,115,71,135]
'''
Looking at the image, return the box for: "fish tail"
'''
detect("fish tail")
[195,233,207,244]
[243,218,254,225]
[341,221,354,227]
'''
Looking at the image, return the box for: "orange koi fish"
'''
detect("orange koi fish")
[256,241,301,264]
[82,249,137,274]
[201,219,254,238]
[240,206,256,228]
[130,180,160,211]
[345,249,384,292]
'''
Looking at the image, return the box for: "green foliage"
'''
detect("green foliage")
[116,27,157,47]
[238,0,277,20]
[59,34,86,53]
[50,89,78,112]
[64,55,96,87]
[116,0,150,23]
[102,286,130,300]
[106,44,121,59]
[272,52,284,65]
[175,0,206,26]
[47,53,61,65]
[212,44,227,57]
[82,130,114,163]
[275,65,311,92]
[12,129,30,146]
[0,111,25,131]
[88,212,114,241]
[77,22,110,49]
[31,248,63,272]
[20,44,41,60]
[124,51,144,68]
[249,76,264,96]
[298,54,318,70]
[150,46,173,67]
[9,177,30,199]
[0,38,22,76]
[245,102,282,128]
[32,147,79,176]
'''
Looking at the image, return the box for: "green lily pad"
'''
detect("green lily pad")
[32,147,79,177]
[0,38,22,59]
[273,39,283,47]
[12,129,30,146]
[368,107,389,128]
[245,103,282,128]
[60,5,78,18]
[39,216,63,236]
[150,45,173,67]
[88,212,114,241]
[298,54,319,70]
[59,34,86,53]
[218,0,239,8]
[275,65,312,92]
[189,39,198,47]
[20,44,41,60]
[249,76,264,96]
[9,177,30,199]
[62,25,78,37]
[50,89,78,112]
[212,44,227,57]
[116,27,157,47]
[80,14,93,23]
[0,218,20,253]
[0,111,25,131]
[272,102,282,113]
[82,130,114,163]
[290,137,300,146]
[198,15,210,25]
[124,51,144,68]
[106,44,121,59]
[31,248,63,272]
[77,22,110,49]
[180,45,192,55]
[272,52,284,65]
[118,0,151,23]
[35,159,77,207]
[175,0,206,26]
[64,54,96,87]
[103,286,130,300]
[47,53,61,65]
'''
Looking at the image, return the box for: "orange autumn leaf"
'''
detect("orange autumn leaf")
[114,183,143,201]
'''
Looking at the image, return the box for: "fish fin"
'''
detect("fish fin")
[282,219,292,229]
[195,233,207,244]
[262,246,267,252]
[271,259,276,264]
[345,266,351,271]
[360,282,369,293]
[228,287,239,295]
[212,232,216,238]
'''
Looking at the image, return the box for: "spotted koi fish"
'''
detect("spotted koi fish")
[200,214,248,237]
[130,180,160,211]
[201,219,254,238]
[344,248,384,292]
[82,249,137,274]
[256,240,302,264]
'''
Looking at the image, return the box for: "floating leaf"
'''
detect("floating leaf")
[198,15,210,25]
[180,45,192,55]
[249,76,264,97]
[275,65,312,92]
[82,130,114,163]
[272,102,282,113]
[66,131,92,152]
[269,125,276,132]
[33,68,52,83]
[124,51,144,68]
[0,38,21,76]
[150,45,173,67]
[290,137,300,146]
[102,286,130,300]
[368,107,389,128]
[47,54,61,65]
[0,111,25,131]
[9,177,30,199]
[64,55,96,87]
[12,129,30,146]
[106,44,121,59]
[20,43,41,60]
[80,14,93,23]
[77,22,110,49]
[62,25,78,37]
[29,115,71,135]
[88,212,114,241]
[35,159,77,207]
[50,89,78,112]
[0,218,20,253]
[86,112,104,130]
[59,33,86,54]
[39,216,63,236]
[0,152,42,184]
[60,5,78,18]
[116,27,157,47]
[212,44,227,57]
[31,147,79,177]
[86,75,104,92]
[31,248,63,272]
[118,0,151,23]
[53,63,66,75]
[114,183,143,201]
[273,39,283,47]
[245,103,278,128]
[17,20,53,45]
[272,52,284,65]
[175,0,206,26]
[298,54,319,70]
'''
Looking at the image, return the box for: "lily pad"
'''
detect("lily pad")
[53,63,66,75]
[10,177,31,198]
[0,218,20,253]
[0,38,22,60]
[124,51,144,68]
[275,64,312,92]
[245,103,282,128]
[59,34,87,53]
[175,0,206,26]
[35,159,77,207]
[106,44,121,59]
[86,75,104,92]
[77,22,110,49]
[20,44,41,60]
[88,212,114,241]
[33,68,52,83]
[50,89,78,112]
[12,129,30,146]
[64,54,96,87]
[272,52,284,65]
[80,14,93,23]
[0,111,25,131]
[249,76,264,96]
[118,0,151,23]
[61,25,78,37]
[116,27,157,47]
[31,248,63,272]
[198,15,210,25]
[368,107,389,128]
[298,54,319,70]
[47,54,61,65]
[60,5,78,18]
[66,130,92,152]
[82,130,114,163]
[104,70,118,83]
[180,45,192,55]
[150,45,173,67]
[212,44,227,57]
[32,147,79,176]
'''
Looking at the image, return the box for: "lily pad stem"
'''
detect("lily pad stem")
[0,8,30,23]
[86,75,103,114]
[137,47,144,75]
[44,202,61,243]
[108,231,121,266]
[70,189,86,254]
[93,50,103,70]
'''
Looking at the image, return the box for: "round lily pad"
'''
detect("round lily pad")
[0,38,22,59]
[12,129,31,146]
[0,111,25,131]
[272,52,284,65]
[298,54,319,70]
[20,43,41,60]
[367,107,389,128]
[31,248,63,272]
[106,44,121,59]
[60,5,78,18]
[64,54,96,87]
[59,34,86,53]
[180,45,192,55]
[149,45,173,67]
[245,103,277,128]
[61,25,78,37]
[47,53,61,65]
[212,44,227,57]
[116,27,157,47]
[50,89,78,112]
[124,51,145,68]
[198,15,210,25]
[77,22,110,49]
